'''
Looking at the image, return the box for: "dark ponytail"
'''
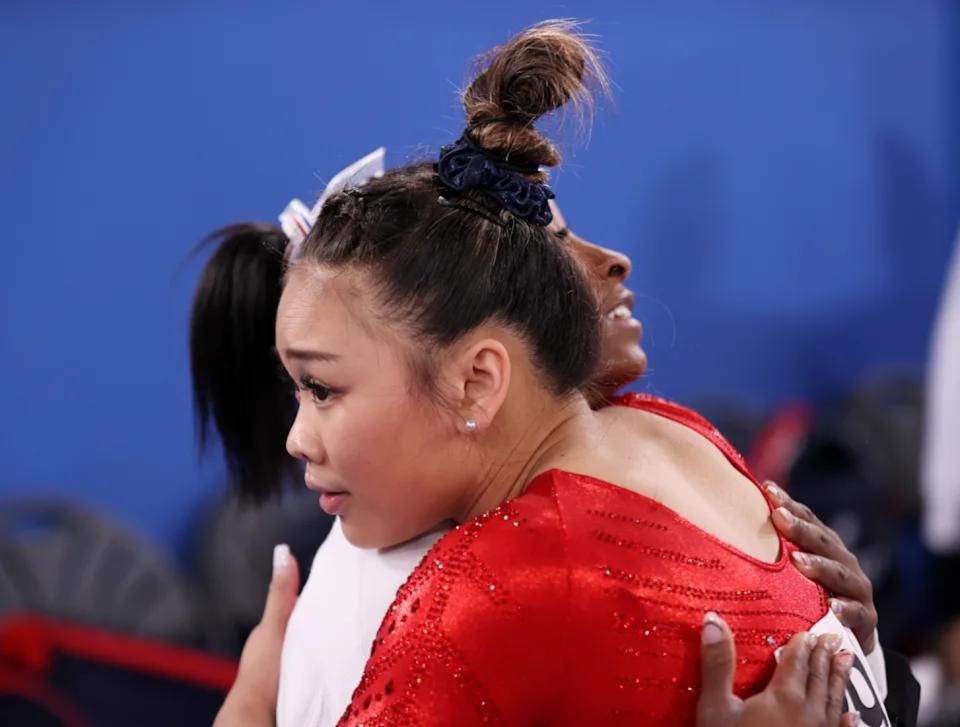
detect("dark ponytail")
[189,223,299,501]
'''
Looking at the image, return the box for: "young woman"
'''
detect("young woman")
[196,21,885,726]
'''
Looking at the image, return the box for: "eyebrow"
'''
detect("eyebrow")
[554,226,570,239]
[280,348,341,362]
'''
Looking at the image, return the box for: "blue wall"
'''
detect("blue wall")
[1,0,956,555]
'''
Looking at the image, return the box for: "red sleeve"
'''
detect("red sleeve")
[337,496,570,726]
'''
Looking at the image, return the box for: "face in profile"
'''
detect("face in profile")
[276,264,471,549]
[547,202,647,397]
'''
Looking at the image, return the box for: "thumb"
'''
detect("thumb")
[696,611,739,727]
[261,543,301,633]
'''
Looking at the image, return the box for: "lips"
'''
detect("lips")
[304,472,350,514]
[318,491,349,515]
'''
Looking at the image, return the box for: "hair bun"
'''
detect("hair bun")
[462,19,609,174]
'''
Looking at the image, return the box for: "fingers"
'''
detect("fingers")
[828,599,878,654]
[764,482,821,526]
[827,598,869,636]
[261,543,301,634]
[789,551,870,602]
[827,651,855,725]
[771,507,847,564]
[696,611,739,726]
[766,482,879,651]
[767,483,874,611]
[806,634,842,709]
[765,484,848,567]
[770,631,816,695]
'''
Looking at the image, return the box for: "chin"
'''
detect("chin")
[339,517,389,550]
[629,347,648,379]
[587,351,647,407]
[607,345,648,387]
[340,514,421,551]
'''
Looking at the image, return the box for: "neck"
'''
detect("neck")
[454,390,595,523]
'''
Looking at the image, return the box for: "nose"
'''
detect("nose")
[600,246,632,281]
[577,236,632,282]
[286,402,322,464]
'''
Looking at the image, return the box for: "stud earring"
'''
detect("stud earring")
[463,419,478,433]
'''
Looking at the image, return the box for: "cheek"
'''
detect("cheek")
[330,394,451,487]
[337,396,460,548]
[324,404,398,482]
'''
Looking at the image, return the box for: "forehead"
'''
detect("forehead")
[547,200,567,232]
[276,264,379,352]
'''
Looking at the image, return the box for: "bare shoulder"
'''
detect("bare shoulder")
[563,405,781,564]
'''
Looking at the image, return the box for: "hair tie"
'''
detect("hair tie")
[434,133,554,226]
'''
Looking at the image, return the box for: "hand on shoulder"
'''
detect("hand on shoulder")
[697,611,860,727]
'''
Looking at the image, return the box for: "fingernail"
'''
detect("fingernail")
[791,551,810,567]
[830,599,844,615]
[836,652,854,672]
[851,710,861,725]
[273,543,290,572]
[776,506,794,523]
[702,611,724,644]
[805,632,818,648]
[824,634,843,652]
[765,482,783,500]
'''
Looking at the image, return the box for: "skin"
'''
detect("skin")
[221,205,872,725]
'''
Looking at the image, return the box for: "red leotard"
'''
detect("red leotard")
[339,393,829,725]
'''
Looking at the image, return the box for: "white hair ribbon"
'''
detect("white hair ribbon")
[279,147,386,263]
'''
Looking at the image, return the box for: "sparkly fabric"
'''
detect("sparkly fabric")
[338,393,829,725]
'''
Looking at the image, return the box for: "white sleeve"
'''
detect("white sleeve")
[922,236,960,553]
[864,629,888,703]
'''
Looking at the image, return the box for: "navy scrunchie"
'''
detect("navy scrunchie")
[434,134,555,226]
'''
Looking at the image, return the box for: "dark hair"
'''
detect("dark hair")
[190,224,299,501]
[463,19,607,174]
[301,21,605,397]
[190,20,607,500]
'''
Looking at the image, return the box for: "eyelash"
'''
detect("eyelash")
[276,366,338,406]
[298,376,337,405]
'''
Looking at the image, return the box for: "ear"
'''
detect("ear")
[450,338,511,432]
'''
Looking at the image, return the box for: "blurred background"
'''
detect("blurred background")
[1,0,958,724]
